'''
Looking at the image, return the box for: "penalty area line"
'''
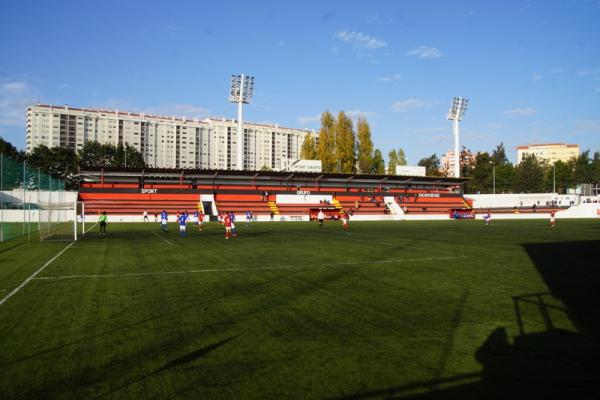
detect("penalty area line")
[0,241,74,306]
[152,231,172,246]
[84,222,98,235]
[32,255,468,281]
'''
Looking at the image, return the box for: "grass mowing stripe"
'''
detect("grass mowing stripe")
[0,241,74,306]
[32,255,467,280]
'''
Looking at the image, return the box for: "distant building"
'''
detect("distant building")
[440,150,457,175]
[440,149,476,175]
[395,165,426,177]
[26,104,317,171]
[516,143,580,164]
[280,159,322,173]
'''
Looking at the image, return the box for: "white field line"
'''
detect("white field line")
[32,255,467,281]
[0,242,74,306]
[84,222,98,234]
[152,231,172,245]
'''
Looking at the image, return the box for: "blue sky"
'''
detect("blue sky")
[1,0,599,163]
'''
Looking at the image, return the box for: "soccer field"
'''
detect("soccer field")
[1,219,599,399]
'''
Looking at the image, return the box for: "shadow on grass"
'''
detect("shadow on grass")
[91,335,238,400]
[328,240,600,399]
[0,298,214,369]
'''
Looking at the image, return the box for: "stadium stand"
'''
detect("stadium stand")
[78,168,470,219]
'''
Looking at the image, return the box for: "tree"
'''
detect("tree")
[387,148,407,174]
[418,154,441,176]
[372,149,385,174]
[516,154,544,193]
[317,111,336,173]
[573,150,593,185]
[78,141,145,169]
[469,151,493,193]
[117,143,145,168]
[27,145,79,190]
[335,111,356,173]
[78,141,116,168]
[592,152,600,185]
[491,143,509,165]
[494,163,517,193]
[544,160,574,194]
[300,134,317,160]
[460,146,476,178]
[356,118,374,174]
[0,137,24,161]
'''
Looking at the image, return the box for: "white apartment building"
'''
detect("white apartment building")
[516,143,580,164]
[26,104,316,171]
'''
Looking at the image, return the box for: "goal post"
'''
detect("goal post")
[38,199,83,242]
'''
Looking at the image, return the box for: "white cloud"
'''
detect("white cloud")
[532,68,561,82]
[334,30,387,50]
[577,69,600,76]
[376,74,401,82]
[391,98,438,112]
[2,81,28,93]
[431,134,450,143]
[0,80,40,129]
[574,120,600,134]
[401,127,446,134]
[406,46,442,59]
[346,110,378,119]
[487,122,504,130]
[502,108,537,117]
[297,114,321,125]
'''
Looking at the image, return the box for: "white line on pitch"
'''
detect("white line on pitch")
[32,255,467,281]
[84,222,98,234]
[0,242,74,306]
[152,231,172,245]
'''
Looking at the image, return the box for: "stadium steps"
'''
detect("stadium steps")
[268,201,280,215]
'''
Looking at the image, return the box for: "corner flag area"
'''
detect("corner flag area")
[1,220,599,399]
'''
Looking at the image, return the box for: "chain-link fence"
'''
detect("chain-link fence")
[1,153,66,242]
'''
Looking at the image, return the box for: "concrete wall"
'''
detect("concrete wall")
[1,190,78,204]
[465,193,579,209]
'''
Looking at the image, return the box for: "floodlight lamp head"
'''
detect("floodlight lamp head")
[228,75,242,103]
[447,97,468,121]
[241,75,255,104]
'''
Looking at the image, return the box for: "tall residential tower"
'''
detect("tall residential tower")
[26,104,316,171]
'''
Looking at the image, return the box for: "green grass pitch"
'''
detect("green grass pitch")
[1,219,599,399]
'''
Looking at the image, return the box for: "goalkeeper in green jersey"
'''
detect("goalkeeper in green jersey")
[99,211,108,235]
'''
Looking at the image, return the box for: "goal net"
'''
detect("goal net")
[38,200,83,242]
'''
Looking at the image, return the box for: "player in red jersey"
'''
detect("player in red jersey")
[341,210,349,230]
[550,210,556,228]
[198,212,204,231]
[224,213,232,239]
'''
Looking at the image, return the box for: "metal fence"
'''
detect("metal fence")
[0,153,66,242]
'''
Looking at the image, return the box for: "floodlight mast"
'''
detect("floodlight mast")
[228,74,255,170]
[446,97,469,178]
